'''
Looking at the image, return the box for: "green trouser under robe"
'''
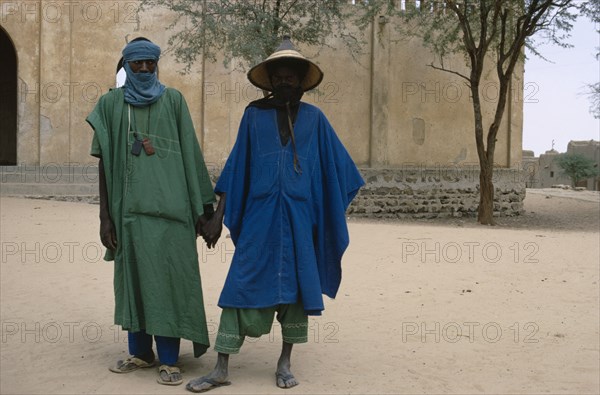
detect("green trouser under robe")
[215,303,308,354]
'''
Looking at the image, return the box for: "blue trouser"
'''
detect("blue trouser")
[128,330,180,365]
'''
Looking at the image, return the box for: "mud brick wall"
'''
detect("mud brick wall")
[348,168,526,219]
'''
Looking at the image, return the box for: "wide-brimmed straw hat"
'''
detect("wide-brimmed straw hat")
[247,36,324,92]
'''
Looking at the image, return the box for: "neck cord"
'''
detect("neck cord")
[286,101,302,174]
[129,104,151,137]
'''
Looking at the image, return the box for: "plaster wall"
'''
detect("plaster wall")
[1,1,523,171]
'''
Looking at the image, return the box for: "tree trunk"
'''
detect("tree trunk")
[478,161,495,225]
[477,71,512,225]
[470,81,496,225]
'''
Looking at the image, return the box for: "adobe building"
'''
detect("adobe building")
[537,149,572,188]
[522,140,600,190]
[0,1,525,217]
[567,140,600,190]
[521,150,539,188]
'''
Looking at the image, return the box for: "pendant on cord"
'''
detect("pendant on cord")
[131,132,155,156]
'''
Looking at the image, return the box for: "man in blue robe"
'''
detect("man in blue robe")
[186,36,364,392]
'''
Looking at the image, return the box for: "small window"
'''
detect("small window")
[550,171,554,178]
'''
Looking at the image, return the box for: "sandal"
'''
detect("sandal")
[186,376,232,393]
[157,364,183,386]
[109,356,156,373]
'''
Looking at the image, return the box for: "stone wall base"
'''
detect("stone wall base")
[349,168,526,218]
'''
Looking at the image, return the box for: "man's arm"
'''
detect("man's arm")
[98,158,117,250]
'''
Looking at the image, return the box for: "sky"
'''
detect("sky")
[523,15,599,157]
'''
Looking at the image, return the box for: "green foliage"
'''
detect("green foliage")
[556,153,599,186]
[139,0,366,72]
[578,0,600,27]
[585,81,600,119]
[578,1,600,118]
[355,0,583,223]
[358,1,578,83]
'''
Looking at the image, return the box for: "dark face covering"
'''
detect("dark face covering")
[248,64,307,173]
[272,84,304,104]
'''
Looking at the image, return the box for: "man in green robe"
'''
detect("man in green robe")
[86,39,215,386]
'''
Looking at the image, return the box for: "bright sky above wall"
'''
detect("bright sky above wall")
[523,16,599,157]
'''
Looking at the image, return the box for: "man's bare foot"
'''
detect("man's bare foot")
[276,342,298,388]
[276,365,298,389]
[186,371,230,393]
[186,353,231,393]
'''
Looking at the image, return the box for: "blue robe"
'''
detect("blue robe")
[215,102,364,316]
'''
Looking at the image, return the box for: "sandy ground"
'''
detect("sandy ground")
[0,189,598,394]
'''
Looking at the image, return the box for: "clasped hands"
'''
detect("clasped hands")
[99,214,223,251]
[195,214,223,249]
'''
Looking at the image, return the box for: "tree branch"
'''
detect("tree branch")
[428,62,471,83]
[446,0,478,73]
[281,0,301,21]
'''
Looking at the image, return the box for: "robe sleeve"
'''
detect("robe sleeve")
[315,111,365,299]
[214,108,252,245]
[87,95,110,160]
[174,89,217,224]
[86,91,117,261]
[86,89,122,199]
[90,133,102,158]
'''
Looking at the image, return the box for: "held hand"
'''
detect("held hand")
[100,218,117,250]
[195,215,218,248]
[200,193,226,249]
[195,215,209,241]
[201,214,223,249]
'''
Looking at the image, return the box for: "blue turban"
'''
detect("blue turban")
[122,40,161,62]
[121,40,166,106]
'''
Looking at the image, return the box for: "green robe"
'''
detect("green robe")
[86,88,215,357]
